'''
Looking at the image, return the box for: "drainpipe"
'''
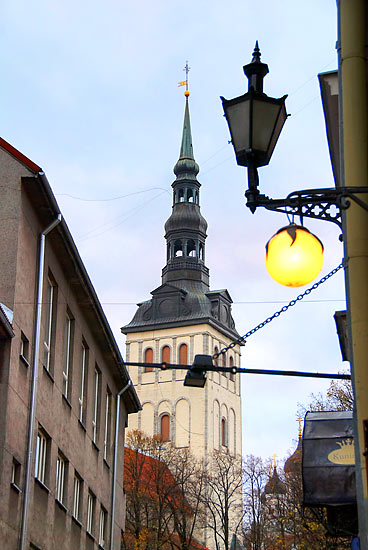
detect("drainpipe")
[110,379,131,550]
[338,0,368,547]
[19,214,62,550]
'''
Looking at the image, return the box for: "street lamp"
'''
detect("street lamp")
[221,43,368,276]
[183,354,209,388]
[221,41,288,210]
[265,224,324,287]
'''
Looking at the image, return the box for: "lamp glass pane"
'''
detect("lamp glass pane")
[268,103,287,158]
[225,99,250,153]
[252,100,281,152]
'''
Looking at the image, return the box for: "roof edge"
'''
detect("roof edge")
[0,137,42,173]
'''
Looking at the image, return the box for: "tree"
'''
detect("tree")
[122,430,206,550]
[242,454,351,550]
[298,373,353,415]
[202,451,244,550]
[242,455,269,550]
[166,447,206,550]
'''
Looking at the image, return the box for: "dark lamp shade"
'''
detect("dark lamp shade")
[221,91,287,167]
[265,225,324,287]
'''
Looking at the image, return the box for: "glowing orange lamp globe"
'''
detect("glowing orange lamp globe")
[265,225,324,287]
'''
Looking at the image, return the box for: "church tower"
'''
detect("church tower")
[121,93,242,463]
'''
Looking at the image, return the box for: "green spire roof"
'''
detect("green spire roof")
[180,98,194,159]
[173,97,199,181]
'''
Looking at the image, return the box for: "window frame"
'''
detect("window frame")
[43,277,56,372]
[63,311,74,399]
[98,507,107,547]
[20,332,30,366]
[103,389,112,462]
[178,343,188,365]
[160,413,170,442]
[55,453,67,504]
[79,342,88,423]
[35,431,48,485]
[86,491,95,535]
[143,347,153,372]
[161,345,171,364]
[72,473,82,521]
[221,417,228,447]
[92,366,101,445]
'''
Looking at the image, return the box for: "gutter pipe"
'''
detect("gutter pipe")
[110,379,131,550]
[19,213,62,550]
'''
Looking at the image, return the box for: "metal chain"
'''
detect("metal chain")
[212,262,344,359]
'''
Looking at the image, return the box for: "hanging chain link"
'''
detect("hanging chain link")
[212,262,344,359]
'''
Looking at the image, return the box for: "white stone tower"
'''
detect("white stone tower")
[121,94,242,464]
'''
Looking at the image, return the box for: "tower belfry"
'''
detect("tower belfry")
[121,91,242,466]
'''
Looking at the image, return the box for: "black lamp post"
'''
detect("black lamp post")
[221,43,368,226]
[221,42,288,211]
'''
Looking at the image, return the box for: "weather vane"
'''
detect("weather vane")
[178,60,190,97]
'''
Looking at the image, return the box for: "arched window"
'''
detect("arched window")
[179,343,188,365]
[221,352,226,376]
[229,356,235,381]
[187,239,196,257]
[199,243,204,260]
[214,346,219,367]
[162,345,170,364]
[160,414,170,442]
[187,189,194,202]
[221,418,227,447]
[144,348,153,372]
[174,240,183,257]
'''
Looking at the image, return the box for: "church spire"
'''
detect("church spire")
[173,95,200,182]
[162,92,209,291]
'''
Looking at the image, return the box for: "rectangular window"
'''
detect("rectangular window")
[63,312,74,398]
[43,278,56,371]
[35,432,47,484]
[56,454,66,504]
[92,367,100,444]
[20,332,29,366]
[99,507,107,547]
[11,458,21,489]
[73,473,82,520]
[79,342,88,423]
[86,492,95,534]
[104,389,112,461]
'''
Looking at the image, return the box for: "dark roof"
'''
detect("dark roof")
[122,283,241,341]
[264,467,286,495]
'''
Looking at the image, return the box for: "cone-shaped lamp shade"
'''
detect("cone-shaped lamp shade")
[265,225,324,287]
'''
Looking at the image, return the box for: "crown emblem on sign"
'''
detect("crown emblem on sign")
[336,439,354,448]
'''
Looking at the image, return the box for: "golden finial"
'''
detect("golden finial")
[297,417,302,438]
[272,453,277,468]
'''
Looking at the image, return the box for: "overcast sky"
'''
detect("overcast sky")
[1,0,346,464]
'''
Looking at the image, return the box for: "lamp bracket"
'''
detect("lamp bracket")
[245,186,368,228]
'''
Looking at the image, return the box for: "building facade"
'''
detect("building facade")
[122,96,242,462]
[0,138,140,550]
